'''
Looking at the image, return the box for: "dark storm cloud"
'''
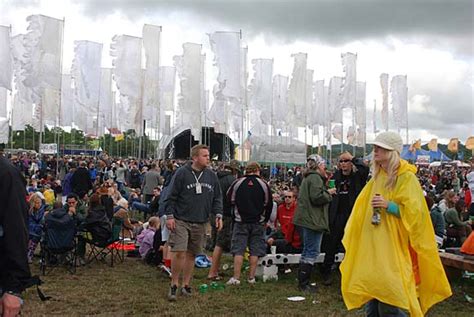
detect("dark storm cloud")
[77,0,473,56]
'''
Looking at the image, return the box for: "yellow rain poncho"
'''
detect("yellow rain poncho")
[340,160,451,316]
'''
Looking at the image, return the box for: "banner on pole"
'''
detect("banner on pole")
[39,143,58,154]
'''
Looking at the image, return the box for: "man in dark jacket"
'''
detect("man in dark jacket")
[71,161,93,198]
[0,154,31,316]
[207,160,240,280]
[225,162,273,286]
[320,152,369,285]
[165,145,223,301]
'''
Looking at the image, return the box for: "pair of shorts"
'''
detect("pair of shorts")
[168,218,206,255]
[215,216,233,251]
[230,222,266,257]
[160,215,170,242]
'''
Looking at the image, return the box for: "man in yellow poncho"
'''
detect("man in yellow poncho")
[340,131,452,316]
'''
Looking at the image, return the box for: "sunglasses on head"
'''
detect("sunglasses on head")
[339,159,351,163]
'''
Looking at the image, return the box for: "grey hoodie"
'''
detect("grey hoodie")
[166,162,222,223]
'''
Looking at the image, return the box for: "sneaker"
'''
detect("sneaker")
[168,285,178,301]
[247,277,256,284]
[226,277,241,285]
[180,285,192,297]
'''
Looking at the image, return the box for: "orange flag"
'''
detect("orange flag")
[447,138,459,153]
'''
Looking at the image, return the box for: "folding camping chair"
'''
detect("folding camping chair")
[39,209,77,275]
[84,216,125,267]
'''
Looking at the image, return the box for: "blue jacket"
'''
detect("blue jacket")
[28,205,45,239]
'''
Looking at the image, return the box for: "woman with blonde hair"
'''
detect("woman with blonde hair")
[27,193,45,263]
[340,131,452,316]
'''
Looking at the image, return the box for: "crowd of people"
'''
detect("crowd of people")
[1,134,473,316]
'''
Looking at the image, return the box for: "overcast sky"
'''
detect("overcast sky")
[1,0,473,144]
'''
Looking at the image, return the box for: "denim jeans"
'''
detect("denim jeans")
[299,227,323,265]
[365,299,408,317]
[132,201,150,217]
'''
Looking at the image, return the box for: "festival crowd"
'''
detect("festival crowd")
[1,132,473,316]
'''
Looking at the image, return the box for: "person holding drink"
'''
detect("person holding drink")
[293,154,336,293]
[320,151,369,285]
[340,132,451,316]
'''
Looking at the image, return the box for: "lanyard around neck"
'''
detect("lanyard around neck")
[192,170,203,183]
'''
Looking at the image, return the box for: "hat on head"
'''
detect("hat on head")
[307,154,325,166]
[225,159,241,171]
[372,131,403,154]
[245,161,261,173]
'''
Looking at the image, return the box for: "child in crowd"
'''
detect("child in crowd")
[136,217,163,265]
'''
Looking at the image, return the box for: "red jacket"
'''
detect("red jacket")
[464,188,472,208]
[277,202,301,248]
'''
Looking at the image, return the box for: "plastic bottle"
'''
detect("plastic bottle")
[199,284,208,294]
[371,194,382,225]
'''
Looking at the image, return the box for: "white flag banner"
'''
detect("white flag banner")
[341,52,357,109]
[0,26,12,90]
[380,73,389,131]
[200,54,208,130]
[332,124,343,142]
[42,87,59,124]
[313,80,327,126]
[209,31,241,99]
[391,75,408,129]
[174,43,202,140]
[272,75,289,124]
[373,100,379,134]
[355,127,365,147]
[72,40,103,130]
[31,103,41,131]
[159,66,176,135]
[11,94,32,131]
[23,15,63,91]
[99,68,113,132]
[355,81,366,127]
[159,66,176,112]
[347,125,356,145]
[142,24,161,122]
[60,74,73,126]
[111,35,142,132]
[328,76,343,123]
[305,69,313,126]
[110,35,142,98]
[117,94,133,131]
[0,117,9,144]
[0,88,7,118]
[249,59,273,128]
[11,34,36,107]
[250,59,273,111]
[288,53,307,126]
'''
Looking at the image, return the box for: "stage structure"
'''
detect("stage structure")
[163,127,234,160]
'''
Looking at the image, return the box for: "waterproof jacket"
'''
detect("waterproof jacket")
[292,170,332,232]
[340,160,451,317]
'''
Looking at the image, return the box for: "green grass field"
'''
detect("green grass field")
[22,254,473,316]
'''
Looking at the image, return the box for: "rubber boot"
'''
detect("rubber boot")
[297,262,317,293]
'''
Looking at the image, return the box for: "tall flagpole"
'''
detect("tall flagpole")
[56,17,65,173]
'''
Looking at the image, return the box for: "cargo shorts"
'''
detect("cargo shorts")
[168,218,207,255]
